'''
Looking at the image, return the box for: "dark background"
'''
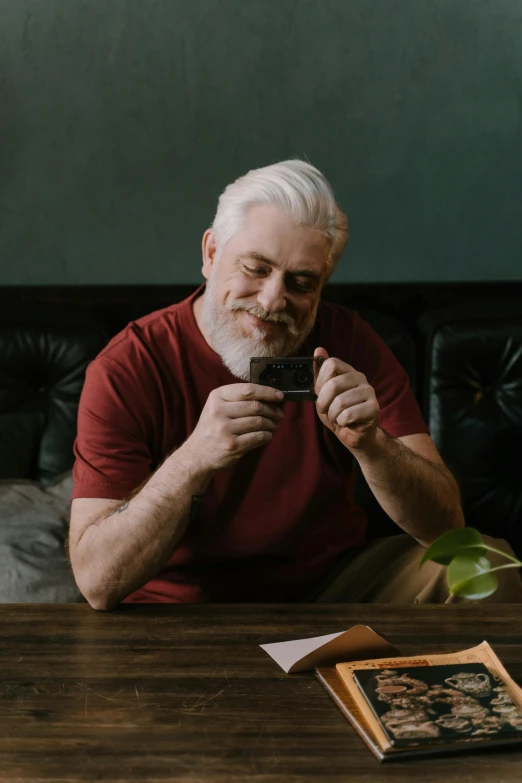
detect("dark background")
[1,0,521,286]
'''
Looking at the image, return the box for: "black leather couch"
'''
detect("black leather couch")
[1,287,521,560]
[419,299,522,553]
[0,306,109,485]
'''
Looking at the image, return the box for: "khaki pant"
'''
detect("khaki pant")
[311,534,522,603]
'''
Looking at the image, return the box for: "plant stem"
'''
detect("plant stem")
[487,563,522,574]
[482,545,522,567]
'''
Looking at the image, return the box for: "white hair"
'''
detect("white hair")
[211,159,348,271]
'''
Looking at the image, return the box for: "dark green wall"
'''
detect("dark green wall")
[1,0,521,285]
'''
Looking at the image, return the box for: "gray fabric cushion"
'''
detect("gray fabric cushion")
[0,471,85,602]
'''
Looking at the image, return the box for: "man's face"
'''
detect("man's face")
[200,204,331,380]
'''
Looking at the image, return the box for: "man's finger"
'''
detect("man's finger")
[316,372,361,412]
[334,401,376,429]
[324,387,370,424]
[230,415,281,435]
[227,400,285,420]
[314,346,329,362]
[220,383,284,403]
[315,357,355,394]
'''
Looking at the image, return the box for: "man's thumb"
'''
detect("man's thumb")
[314,346,329,361]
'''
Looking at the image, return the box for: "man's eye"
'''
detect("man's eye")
[245,266,266,275]
[292,280,316,293]
[243,265,315,293]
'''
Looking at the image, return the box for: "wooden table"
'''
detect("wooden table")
[1,603,521,782]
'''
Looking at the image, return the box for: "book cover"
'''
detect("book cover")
[352,662,522,749]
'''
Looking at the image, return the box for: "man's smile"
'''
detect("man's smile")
[242,310,284,330]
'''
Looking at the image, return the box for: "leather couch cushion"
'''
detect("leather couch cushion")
[420,303,522,556]
[0,411,46,479]
[0,308,109,485]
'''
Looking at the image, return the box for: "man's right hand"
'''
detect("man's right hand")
[70,383,284,610]
[185,383,285,472]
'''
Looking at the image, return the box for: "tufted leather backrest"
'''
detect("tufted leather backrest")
[420,301,522,556]
[0,308,109,485]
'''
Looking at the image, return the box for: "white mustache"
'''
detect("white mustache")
[225,302,299,333]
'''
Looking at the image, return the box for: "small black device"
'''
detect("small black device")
[250,356,324,401]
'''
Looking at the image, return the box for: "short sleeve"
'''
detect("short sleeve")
[72,356,153,500]
[349,312,429,439]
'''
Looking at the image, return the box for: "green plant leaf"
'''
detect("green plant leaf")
[420,527,487,567]
[447,554,498,599]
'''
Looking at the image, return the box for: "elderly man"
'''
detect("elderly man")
[69,160,520,609]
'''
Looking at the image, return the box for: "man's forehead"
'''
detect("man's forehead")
[230,216,328,272]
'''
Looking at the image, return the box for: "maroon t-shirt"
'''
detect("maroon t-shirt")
[72,285,428,603]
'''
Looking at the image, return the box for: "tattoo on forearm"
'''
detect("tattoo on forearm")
[104,502,130,520]
[189,494,205,521]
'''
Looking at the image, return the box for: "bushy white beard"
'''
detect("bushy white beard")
[201,272,318,380]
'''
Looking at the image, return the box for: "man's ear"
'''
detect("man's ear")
[201,229,218,280]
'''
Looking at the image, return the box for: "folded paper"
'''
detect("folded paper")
[260,625,400,673]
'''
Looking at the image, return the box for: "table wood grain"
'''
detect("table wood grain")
[0,603,521,782]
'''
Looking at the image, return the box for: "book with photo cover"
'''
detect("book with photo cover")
[315,642,522,762]
[353,662,522,748]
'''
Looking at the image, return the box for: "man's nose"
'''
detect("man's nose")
[257,277,287,314]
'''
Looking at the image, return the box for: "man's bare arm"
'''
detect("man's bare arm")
[312,352,464,546]
[69,443,215,611]
[69,382,285,611]
[354,429,464,546]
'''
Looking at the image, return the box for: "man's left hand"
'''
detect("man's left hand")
[313,347,380,453]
